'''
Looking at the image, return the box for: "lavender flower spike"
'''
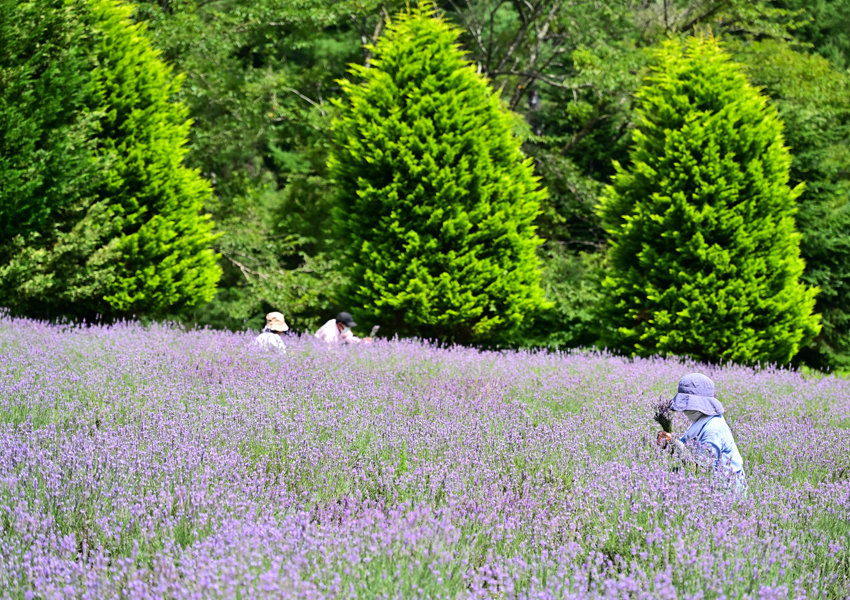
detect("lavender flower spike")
[653,395,674,433]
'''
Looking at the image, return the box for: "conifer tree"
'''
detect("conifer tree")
[329,5,547,344]
[0,0,220,319]
[597,35,820,365]
[0,0,116,316]
[90,0,220,314]
[0,0,98,245]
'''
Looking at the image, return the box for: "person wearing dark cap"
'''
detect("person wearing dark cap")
[657,373,746,492]
[314,312,372,344]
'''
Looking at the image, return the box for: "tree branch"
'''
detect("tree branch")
[222,252,268,282]
[492,0,544,74]
[363,5,388,67]
[488,70,574,89]
[485,0,511,72]
[282,87,326,116]
[447,0,489,59]
[679,0,730,32]
[561,111,610,154]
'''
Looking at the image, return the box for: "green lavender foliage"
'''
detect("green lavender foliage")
[0,0,220,319]
[330,6,547,344]
[598,35,820,365]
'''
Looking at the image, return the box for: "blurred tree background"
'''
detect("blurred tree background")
[2,0,850,369]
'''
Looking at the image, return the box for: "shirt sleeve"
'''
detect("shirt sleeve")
[340,329,360,344]
[315,322,332,342]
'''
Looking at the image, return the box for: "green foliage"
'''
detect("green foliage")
[330,6,547,344]
[775,0,850,69]
[515,0,802,253]
[598,35,820,365]
[734,39,850,370]
[0,0,98,243]
[131,0,832,346]
[91,0,220,315]
[0,0,118,315]
[7,0,850,355]
[511,246,605,350]
[529,44,648,253]
[0,0,219,319]
[492,0,805,354]
[133,0,397,331]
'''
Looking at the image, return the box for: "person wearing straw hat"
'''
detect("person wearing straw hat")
[255,311,288,352]
[314,311,372,344]
[657,373,746,491]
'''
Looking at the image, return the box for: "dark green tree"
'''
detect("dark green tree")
[0,0,94,244]
[734,39,850,370]
[775,0,850,69]
[0,0,115,313]
[0,0,220,319]
[330,6,547,343]
[598,35,820,365]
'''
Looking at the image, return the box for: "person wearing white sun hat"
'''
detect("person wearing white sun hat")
[254,311,288,352]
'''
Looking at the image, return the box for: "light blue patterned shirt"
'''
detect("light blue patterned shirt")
[680,414,744,474]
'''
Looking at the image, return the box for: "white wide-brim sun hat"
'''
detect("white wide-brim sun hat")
[265,311,289,332]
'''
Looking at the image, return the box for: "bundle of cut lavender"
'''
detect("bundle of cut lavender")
[653,395,674,433]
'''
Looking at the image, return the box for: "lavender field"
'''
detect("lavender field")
[0,317,848,599]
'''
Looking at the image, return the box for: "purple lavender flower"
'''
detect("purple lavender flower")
[0,314,848,598]
[653,395,674,433]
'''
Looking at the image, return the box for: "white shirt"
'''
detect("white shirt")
[255,330,286,352]
[314,319,358,344]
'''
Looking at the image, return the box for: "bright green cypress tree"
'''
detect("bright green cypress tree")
[89,0,220,315]
[329,6,547,344]
[597,35,820,365]
[0,0,220,319]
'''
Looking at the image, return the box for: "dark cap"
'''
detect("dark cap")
[336,312,356,327]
